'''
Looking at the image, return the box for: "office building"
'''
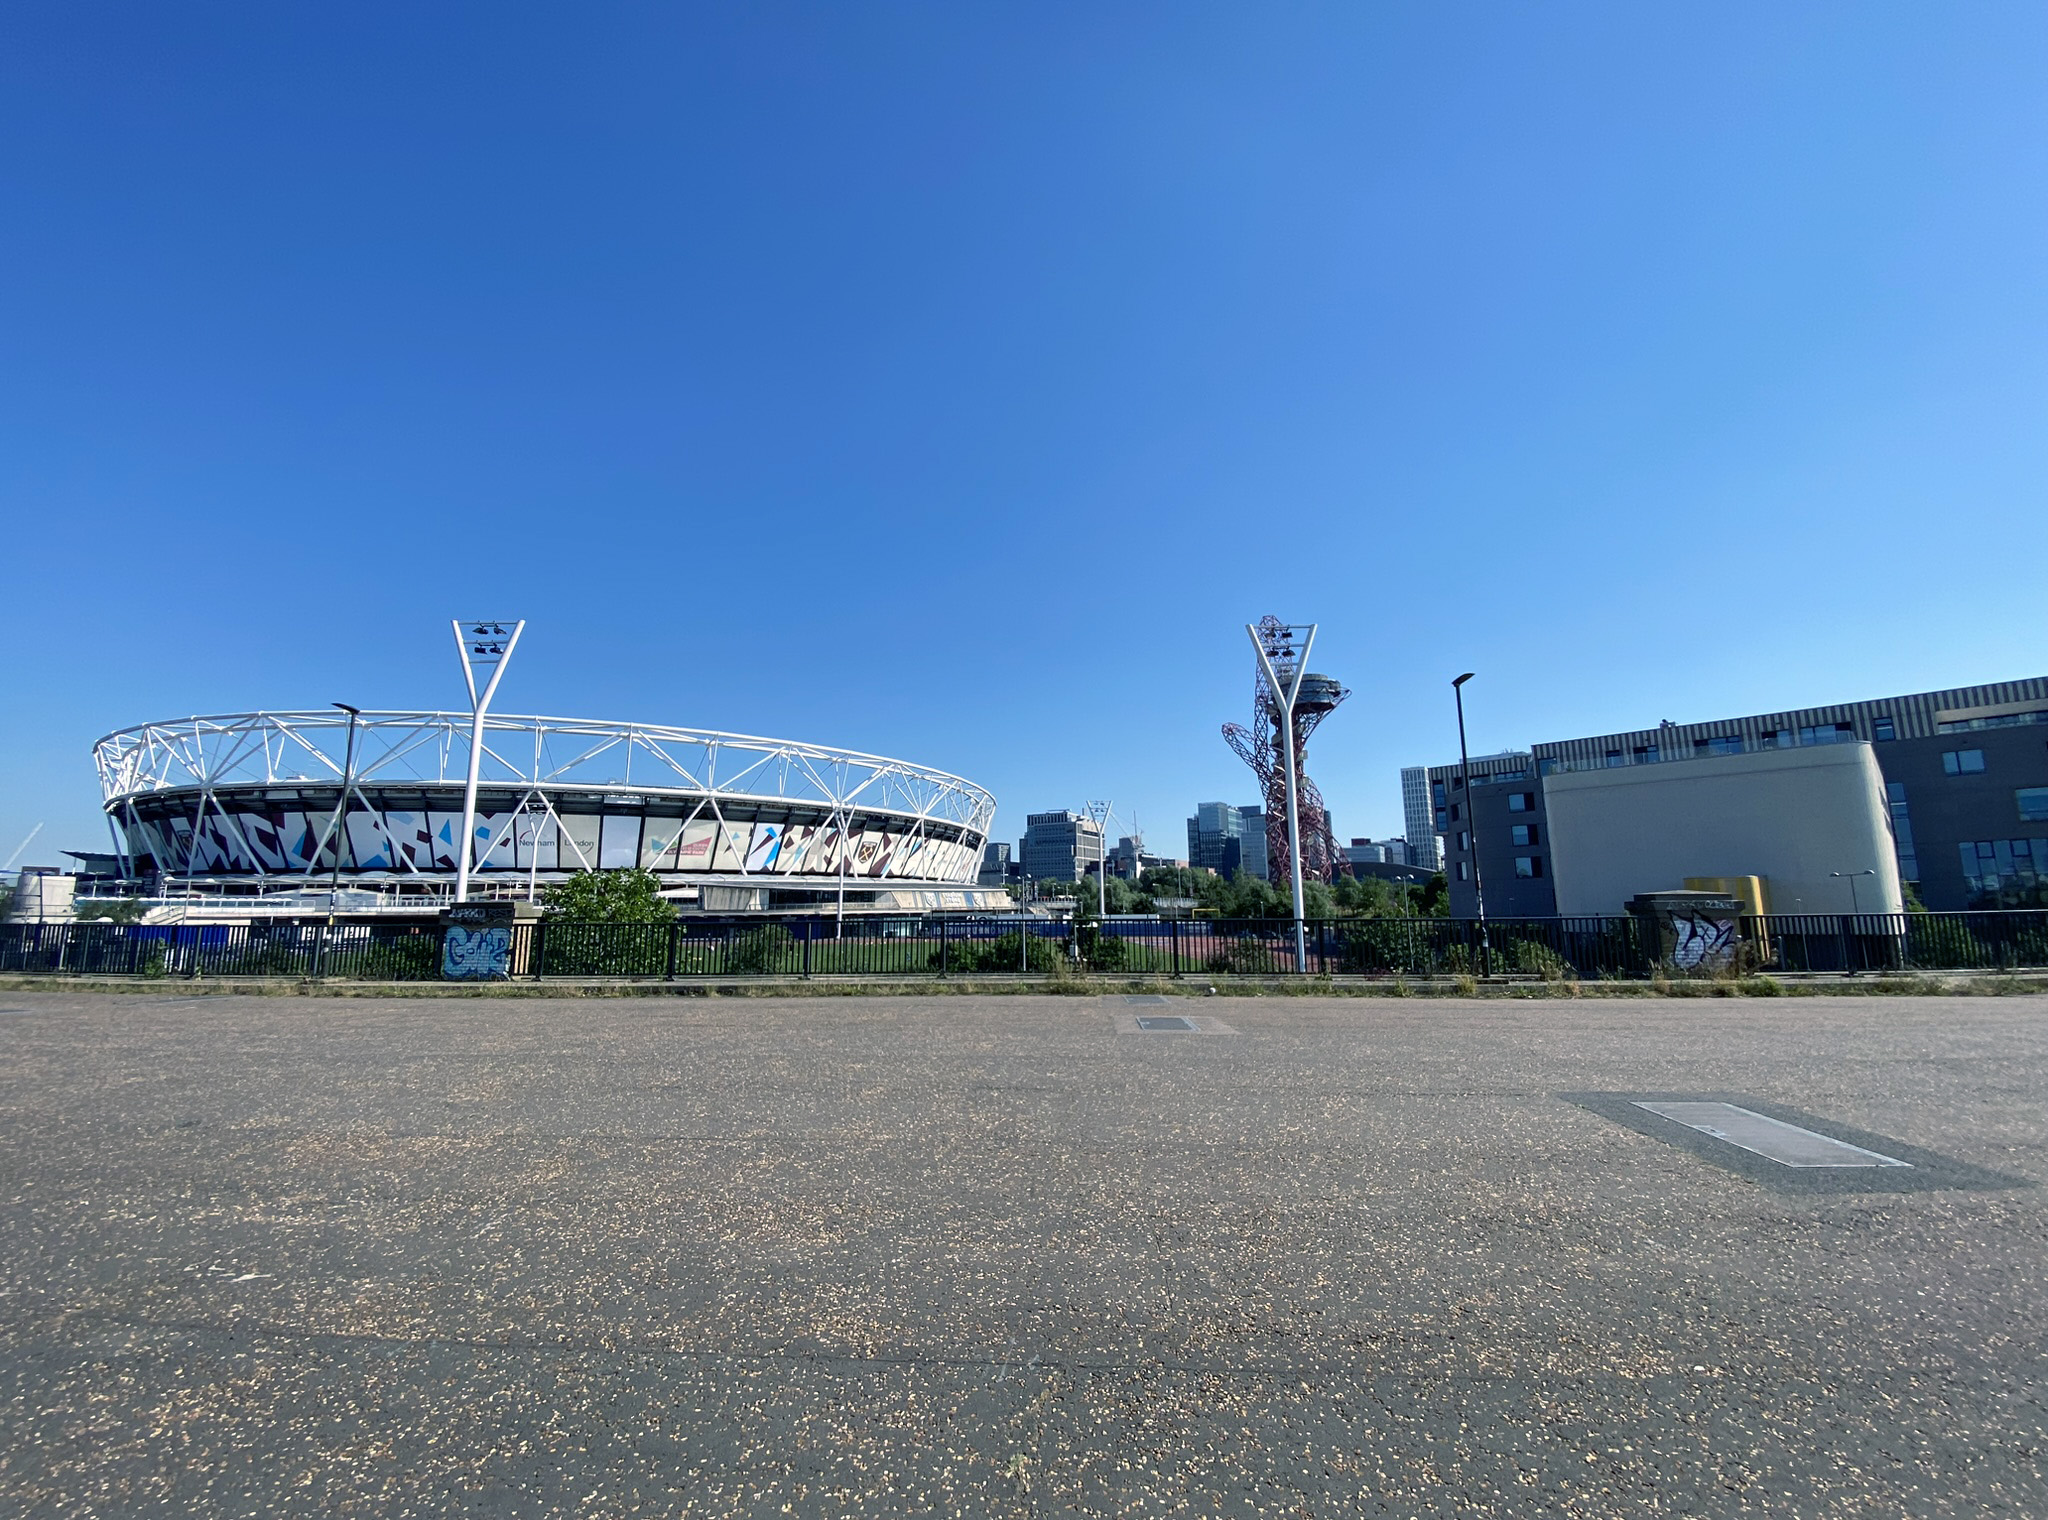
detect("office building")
[1022,811,1104,883]
[978,842,1012,887]
[1399,766,1442,871]
[1425,678,2048,915]
[1347,837,1413,867]
[1544,744,1902,916]
[1185,802,1268,880]
[1423,751,1555,917]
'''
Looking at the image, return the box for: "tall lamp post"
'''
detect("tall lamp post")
[452,619,525,904]
[315,702,362,979]
[1249,621,1316,972]
[1830,869,1875,915]
[327,703,362,905]
[1452,673,1490,979]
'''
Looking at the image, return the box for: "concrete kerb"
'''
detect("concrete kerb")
[2,970,2045,998]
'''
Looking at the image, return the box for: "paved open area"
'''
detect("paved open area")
[1,990,2043,1518]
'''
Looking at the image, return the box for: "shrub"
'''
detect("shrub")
[724,924,796,974]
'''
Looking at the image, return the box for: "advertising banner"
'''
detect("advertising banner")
[710,818,747,872]
[746,822,784,873]
[598,813,641,870]
[555,814,602,871]
[386,811,434,872]
[776,823,817,874]
[676,820,719,871]
[514,814,556,871]
[640,818,683,870]
[346,810,395,871]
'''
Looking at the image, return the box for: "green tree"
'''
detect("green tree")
[73,897,146,925]
[1416,872,1450,917]
[537,868,676,922]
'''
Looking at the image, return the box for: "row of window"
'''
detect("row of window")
[1958,838,2048,897]
[1544,705,2048,773]
[1938,709,2048,734]
[1887,782,1919,882]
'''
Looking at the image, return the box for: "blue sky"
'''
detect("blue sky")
[3,3,2044,866]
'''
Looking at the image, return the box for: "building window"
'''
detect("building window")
[1632,744,1659,764]
[1872,717,1896,742]
[1694,735,1743,756]
[1514,856,1543,878]
[1957,838,2048,905]
[1507,792,1534,813]
[1798,722,1856,746]
[1939,709,2048,733]
[1431,781,1447,806]
[1604,750,1625,767]
[1434,808,1448,831]
[1942,749,1987,775]
[1456,831,1470,852]
[1887,782,1919,882]
[1456,862,1471,881]
[2019,788,2048,823]
[1511,824,1537,847]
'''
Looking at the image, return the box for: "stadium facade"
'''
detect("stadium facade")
[93,710,1007,913]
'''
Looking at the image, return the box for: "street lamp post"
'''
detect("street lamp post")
[1248,622,1316,972]
[327,703,362,905]
[1452,673,1490,979]
[1831,869,1875,915]
[452,620,525,904]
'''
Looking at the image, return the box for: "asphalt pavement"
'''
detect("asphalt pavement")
[0,989,2042,1517]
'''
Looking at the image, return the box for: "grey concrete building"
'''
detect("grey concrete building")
[1543,743,1903,916]
[1022,811,1104,883]
[1425,677,2048,915]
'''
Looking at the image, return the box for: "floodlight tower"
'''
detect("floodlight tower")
[1082,799,1113,917]
[452,619,525,903]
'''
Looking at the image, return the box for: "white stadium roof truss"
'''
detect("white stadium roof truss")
[95,711,996,885]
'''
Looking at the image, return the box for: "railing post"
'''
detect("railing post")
[1170,918,1181,978]
[664,922,679,981]
[938,915,950,978]
[1316,919,1328,974]
[802,919,813,979]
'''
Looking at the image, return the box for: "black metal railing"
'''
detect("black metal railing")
[4,910,2045,982]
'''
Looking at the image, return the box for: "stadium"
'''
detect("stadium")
[92,711,1006,914]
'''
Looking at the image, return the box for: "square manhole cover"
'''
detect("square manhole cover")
[1564,1092,2028,1194]
[1135,1015,1197,1032]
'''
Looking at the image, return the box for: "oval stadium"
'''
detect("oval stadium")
[93,711,1004,914]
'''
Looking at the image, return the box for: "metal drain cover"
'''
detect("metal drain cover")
[1135,1015,1197,1032]
[1633,1101,1909,1169]
[1122,995,1171,1005]
[1564,1092,2027,1194]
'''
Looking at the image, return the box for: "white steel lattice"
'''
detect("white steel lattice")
[95,710,995,834]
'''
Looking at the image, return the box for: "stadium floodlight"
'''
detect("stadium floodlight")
[452,620,525,903]
[1249,621,1316,971]
[1082,800,1113,918]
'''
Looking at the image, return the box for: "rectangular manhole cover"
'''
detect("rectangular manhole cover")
[1564,1092,2028,1194]
[1633,1102,1909,1168]
[1135,1015,1197,1032]
[1122,995,1171,1005]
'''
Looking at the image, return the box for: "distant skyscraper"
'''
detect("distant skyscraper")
[1400,766,1442,871]
[1186,802,1269,879]
[1022,811,1104,882]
